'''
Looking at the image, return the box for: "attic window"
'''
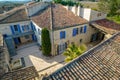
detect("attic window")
[97,13,101,17]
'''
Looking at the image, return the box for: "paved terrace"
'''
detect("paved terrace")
[43,32,120,80]
[12,42,65,74]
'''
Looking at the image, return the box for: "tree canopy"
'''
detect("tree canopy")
[98,0,120,16]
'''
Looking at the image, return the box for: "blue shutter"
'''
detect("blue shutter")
[84,26,87,33]
[64,31,66,38]
[73,29,76,36]
[14,38,19,44]
[32,34,37,41]
[31,22,36,31]
[17,24,21,33]
[30,22,34,30]
[27,25,29,30]
[33,25,36,31]
[60,31,63,39]
[10,25,15,34]
[22,26,24,32]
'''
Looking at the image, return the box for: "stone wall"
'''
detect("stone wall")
[52,24,99,55]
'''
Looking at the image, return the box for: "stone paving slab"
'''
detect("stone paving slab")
[12,42,65,73]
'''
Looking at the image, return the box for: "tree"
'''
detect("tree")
[98,0,120,16]
[41,28,51,56]
[98,0,110,14]
[63,44,87,62]
[54,0,62,3]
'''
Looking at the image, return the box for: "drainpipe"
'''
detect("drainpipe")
[50,3,55,56]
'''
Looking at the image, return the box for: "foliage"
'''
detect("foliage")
[98,0,110,14]
[63,44,87,62]
[98,0,120,16]
[54,0,62,3]
[41,28,51,56]
[54,0,82,6]
[107,15,120,24]
[98,0,120,24]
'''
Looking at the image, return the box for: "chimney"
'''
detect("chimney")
[77,6,81,16]
[25,4,30,17]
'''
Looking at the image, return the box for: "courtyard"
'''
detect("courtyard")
[12,42,66,76]
[11,40,102,78]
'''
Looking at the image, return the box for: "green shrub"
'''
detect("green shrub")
[41,28,51,56]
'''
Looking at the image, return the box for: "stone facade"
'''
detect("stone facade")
[52,24,103,55]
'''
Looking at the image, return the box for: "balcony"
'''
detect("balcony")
[10,31,34,38]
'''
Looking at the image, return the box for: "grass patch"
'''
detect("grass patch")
[107,15,120,24]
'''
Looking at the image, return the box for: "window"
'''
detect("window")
[80,27,83,33]
[14,25,18,31]
[60,31,66,39]
[97,13,101,17]
[80,26,87,33]
[58,42,67,54]
[80,39,82,43]
[22,25,29,31]
[71,42,74,45]
[25,35,30,39]
[38,29,41,35]
[73,28,78,36]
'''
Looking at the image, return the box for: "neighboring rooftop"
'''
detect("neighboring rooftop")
[0,8,29,24]
[43,32,120,80]
[31,4,88,30]
[0,34,5,77]
[0,66,39,80]
[91,19,120,34]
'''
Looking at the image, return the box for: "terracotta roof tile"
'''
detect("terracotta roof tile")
[31,4,88,30]
[44,32,120,80]
[91,19,120,34]
[0,8,29,24]
[52,4,88,29]
[31,6,51,29]
[95,19,120,31]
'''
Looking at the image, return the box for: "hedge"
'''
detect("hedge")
[41,28,51,56]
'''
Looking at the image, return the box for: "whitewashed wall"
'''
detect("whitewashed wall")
[32,21,42,45]
[90,10,107,21]
[80,8,91,21]
[27,2,49,16]
[63,6,107,21]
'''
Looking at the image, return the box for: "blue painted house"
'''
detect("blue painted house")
[0,9,37,57]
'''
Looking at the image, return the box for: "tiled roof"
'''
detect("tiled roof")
[43,32,120,80]
[0,8,29,24]
[31,6,51,29]
[31,4,88,30]
[91,19,120,34]
[0,66,39,80]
